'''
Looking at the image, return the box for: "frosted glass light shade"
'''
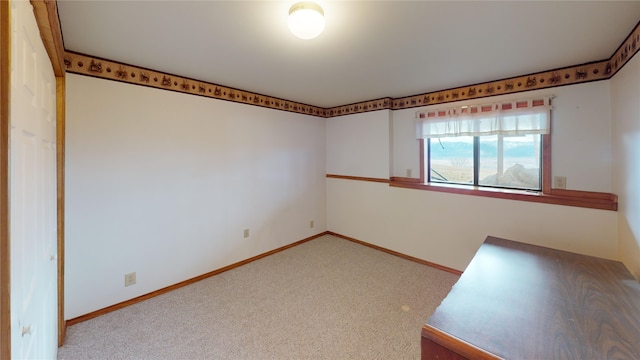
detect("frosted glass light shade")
[288,2,325,40]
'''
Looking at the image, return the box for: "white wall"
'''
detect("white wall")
[326,110,391,178]
[66,69,627,318]
[391,82,613,193]
[611,54,640,280]
[329,81,618,271]
[65,74,327,319]
[327,179,617,270]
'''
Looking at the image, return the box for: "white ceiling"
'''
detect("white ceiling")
[57,1,640,108]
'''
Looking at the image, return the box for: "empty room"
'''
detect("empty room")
[2,1,640,359]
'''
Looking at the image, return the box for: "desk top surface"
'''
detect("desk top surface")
[426,236,640,359]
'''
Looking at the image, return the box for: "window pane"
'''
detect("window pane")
[430,136,474,184]
[478,134,541,190]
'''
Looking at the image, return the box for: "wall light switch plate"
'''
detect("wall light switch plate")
[125,272,136,287]
[554,176,567,189]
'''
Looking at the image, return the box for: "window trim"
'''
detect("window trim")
[388,136,618,211]
[398,96,617,211]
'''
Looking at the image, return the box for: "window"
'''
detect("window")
[417,97,550,191]
[428,133,542,190]
[395,95,616,211]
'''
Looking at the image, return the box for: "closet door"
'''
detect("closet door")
[10,0,58,358]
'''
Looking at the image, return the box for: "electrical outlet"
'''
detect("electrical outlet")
[310,220,314,228]
[554,176,567,189]
[243,229,249,238]
[124,272,136,287]
[406,168,412,177]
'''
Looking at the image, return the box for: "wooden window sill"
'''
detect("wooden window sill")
[389,178,618,211]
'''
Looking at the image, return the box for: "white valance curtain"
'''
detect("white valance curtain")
[415,96,552,139]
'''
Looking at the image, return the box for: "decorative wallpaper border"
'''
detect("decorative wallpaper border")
[331,20,640,115]
[387,60,609,111]
[64,20,640,118]
[63,52,328,117]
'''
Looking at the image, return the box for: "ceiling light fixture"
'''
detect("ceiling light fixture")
[288,1,325,40]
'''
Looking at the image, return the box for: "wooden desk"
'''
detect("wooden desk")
[421,236,640,359]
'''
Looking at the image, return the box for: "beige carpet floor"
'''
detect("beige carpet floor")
[57,235,459,360]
